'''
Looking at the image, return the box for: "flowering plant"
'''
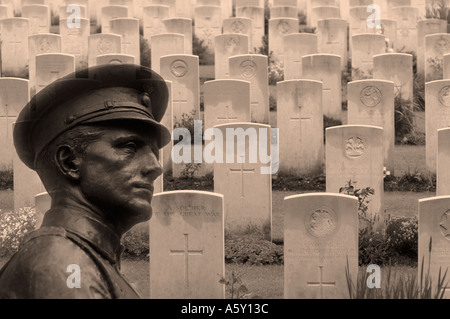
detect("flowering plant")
[0,207,36,257]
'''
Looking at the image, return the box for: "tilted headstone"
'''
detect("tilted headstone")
[28,33,61,95]
[310,6,340,28]
[326,125,384,225]
[236,6,265,51]
[317,18,348,71]
[270,5,297,18]
[417,19,447,75]
[143,5,170,46]
[0,18,29,78]
[222,17,253,51]
[163,17,192,54]
[101,5,128,34]
[22,4,50,35]
[149,191,225,299]
[437,128,450,196]
[214,122,272,239]
[284,193,358,299]
[347,79,395,175]
[418,196,450,299]
[277,79,324,176]
[351,33,386,80]
[0,79,28,168]
[35,53,75,93]
[214,34,249,79]
[110,18,140,64]
[392,6,418,53]
[425,34,450,82]
[60,17,89,71]
[283,33,318,80]
[425,80,450,173]
[229,54,269,124]
[96,53,135,65]
[194,5,221,55]
[302,54,342,120]
[88,33,122,67]
[150,33,184,74]
[268,18,298,63]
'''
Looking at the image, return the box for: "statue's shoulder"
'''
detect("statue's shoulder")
[0,226,111,299]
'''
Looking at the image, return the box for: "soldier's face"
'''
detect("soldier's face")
[78,124,162,225]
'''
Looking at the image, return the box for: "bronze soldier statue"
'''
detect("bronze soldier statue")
[0,64,171,298]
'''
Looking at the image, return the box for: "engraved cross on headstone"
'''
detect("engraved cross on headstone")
[230,155,255,198]
[170,233,203,287]
[217,104,238,123]
[174,90,188,118]
[307,266,336,298]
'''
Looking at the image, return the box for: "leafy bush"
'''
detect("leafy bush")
[358,229,391,266]
[192,34,214,65]
[395,93,419,144]
[426,0,448,20]
[268,60,284,85]
[385,216,418,260]
[140,36,151,68]
[0,166,13,190]
[173,109,203,145]
[0,207,36,258]
[269,94,277,111]
[122,227,149,258]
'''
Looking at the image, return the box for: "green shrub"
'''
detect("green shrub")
[395,93,417,144]
[192,34,214,65]
[122,227,149,258]
[173,109,203,145]
[268,60,284,86]
[385,216,418,260]
[0,166,13,190]
[140,36,151,68]
[358,229,391,266]
[269,94,277,111]
[426,0,448,20]
[0,207,36,258]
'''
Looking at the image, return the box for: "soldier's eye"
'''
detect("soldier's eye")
[123,141,138,152]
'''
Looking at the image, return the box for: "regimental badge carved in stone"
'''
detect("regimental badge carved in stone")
[438,86,450,107]
[345,137,365,158]
[38,38,52,53]
[231,20,245,33]
[97,38,112,54]
[277,21,291,34]
[305,208,337,238]
[225,37,238,53]
[434,36,450,55]
[360,86,382,107]
[170,59,188,78]
[239,60,257,78]
[439,210,450,240]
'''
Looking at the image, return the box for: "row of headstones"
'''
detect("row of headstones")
[34,188,450,299]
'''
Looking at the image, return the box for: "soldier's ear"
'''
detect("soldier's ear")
[55,145,82,181]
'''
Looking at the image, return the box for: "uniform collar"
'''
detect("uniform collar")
[41,208,124,266]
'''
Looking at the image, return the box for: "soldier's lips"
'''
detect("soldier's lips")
[131,182,154,194]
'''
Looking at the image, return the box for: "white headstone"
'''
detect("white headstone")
[418,196,450,299]
[270,5,297,18]
[88,33,121,67]
[214,122,272,239]
[101,5,128,34]
[149,191,225,299]
[96,53,135,65]
[0,5,8,19]
[143,5,170,45]
[35,53,75,93]
[392,6,418,53]
[283,33,318,80]
[214,34,249,79]
[317,18,348,71]
[417,19,447,75]
[60,17,89,71]
[110,18,140,64]
[425,34,450,82]
[222,17,253,51]
[302,54,342,120]
[0,0,13,17]
[386,0,411,18]
[326,125,384,224]
[163,17,192,54]
[347,79,395,175]
[425,80,450,173]
[379,19,397,51]
[149,0,176,17]
[150,33,184,73]
[0,79,28,168]
[277,79,324,176]
[236,6,265,51]
[236,0,263,6]
[268,18,298,63]
[22,4,50,35]
[444,53,450,79]
[437,128,450,196]
[351,33,386,80]
[194,5,221,55]
[310,6,340,28]
[284,193,358,299]
[0,18,29,78]
[229,54,269,124]
[110,0,135,17]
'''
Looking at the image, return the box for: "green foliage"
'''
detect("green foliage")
[298,12,307,25]
[268,60,284,86]
[299,26,316,33]
[173,109,203,145]
[426,56,443,82]
[225,231,283,266]
[426,0,448,20]
[192,34,214,65]
[358,229,391,266]
[395,93,422,145]
[386,216,418,260]
[219,271,253,299]
[140,36,151,68]
[0,207,36,258]
[253,35,269,57]
[179,163,202,179]
[269,94,277,111]
[122,228,149,258]
[414,72,425,111]
[0,166,13,190]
